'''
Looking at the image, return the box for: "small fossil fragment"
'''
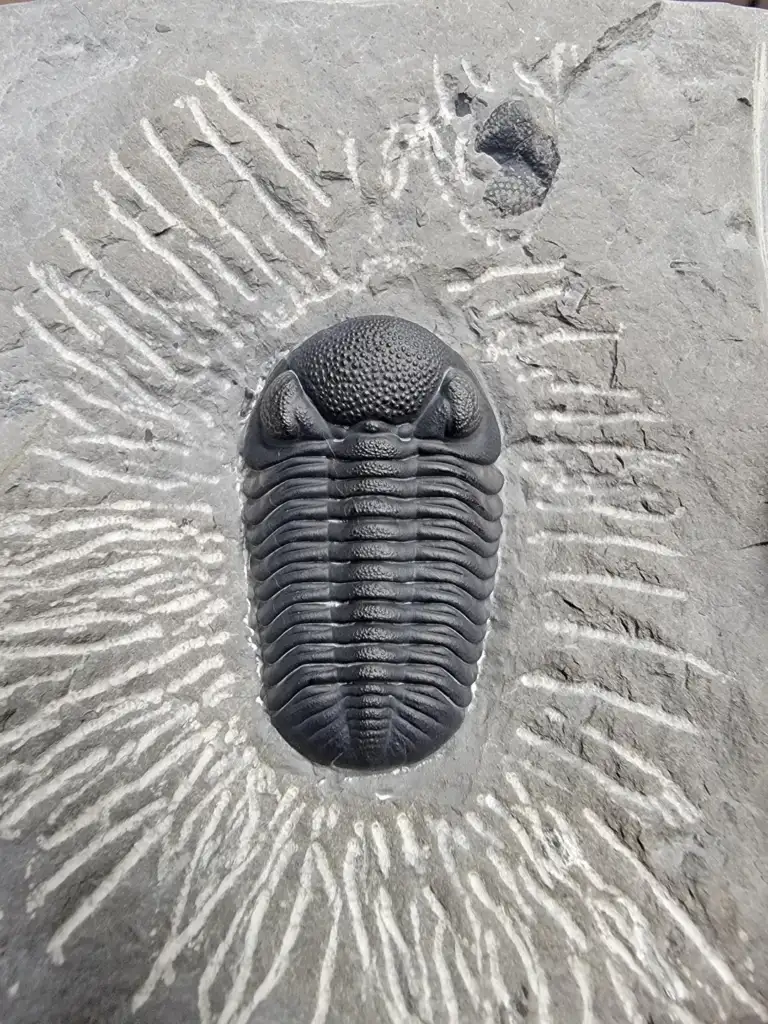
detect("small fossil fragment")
[476,99,560,216]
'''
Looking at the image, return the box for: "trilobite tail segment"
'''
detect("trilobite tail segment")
[242,316,503,772]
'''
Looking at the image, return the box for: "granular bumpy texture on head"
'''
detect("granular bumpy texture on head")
[475,99,559,216]
[288,315,450,425]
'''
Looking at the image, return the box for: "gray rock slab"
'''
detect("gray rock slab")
[1,0,767,1021]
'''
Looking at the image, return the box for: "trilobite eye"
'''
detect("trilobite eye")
[442,370,483,438]
[259,371,327,441]
[416,369,483,440]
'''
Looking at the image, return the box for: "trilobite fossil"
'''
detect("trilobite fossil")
[241,315,504,771]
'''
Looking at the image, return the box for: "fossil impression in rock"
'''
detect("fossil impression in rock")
[241,315,504,770]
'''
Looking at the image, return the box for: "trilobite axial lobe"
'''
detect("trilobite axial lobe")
[242,316,504,771]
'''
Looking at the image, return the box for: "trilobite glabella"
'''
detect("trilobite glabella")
[241,315,504,771]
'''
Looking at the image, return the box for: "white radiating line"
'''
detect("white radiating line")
[571,957,595,1024]
[590,900,671,1008]
[545,381,642,399]
[446,262,564,294]
[376,886,419,1004]
[408,903,434,1024]
[544,572,687,603]
[195,791,298,1023]
[528,530,682,558]
[28,800,166,911]
[49,399,98,433]
[581,725,699,825]
[47,811,172,964]
[380,123,398,191]
[94,181,217,305]
[535,499,680,524]
[60,381,138,430]
[517,728,679,827]
[531,410,665,425]
[0,666,79,708]
[10,498,215,518]
[231,848,316,1024]
[0,748,110,836]
[310,889,343,1024]
[487,286,566,318]
[160,753,238,889]
[585,811,768,1022]
[537,440,683,464]
[484,930,512,1017]
[370,821,391,877]
[44,263,178,382]
[15,298,183,433]
[517,863,587,952]
[138,118,282,292]
[6,512,216,545]
[1,637,222,757]
[0,533,222,583]
[516,672,698,735]
[182,96,324,257]
[343,136,361,191]
[396,812,422,868]
[754,42,768,309]
[543,620,723,678]
[514,365,553,383]
[172,786,232,932]
[453,130,471,188]
[515,329,620,354]
[22,481,86,497]
[467,872,552,1024]
[70,432,204,457]
[202,72,331,207]
[1,623,164,663]
[134,797,305,1012]
[109,148,259,301]
[520,460,668,498]
[62,228,182,335]
[216,843,301,1024]
[432,55,454,124]
[479,794,554,889]
[606,960,644,1024]
[432,820,484,973]
[342,838,371,970]
[311,842,338,905]
[375,899,412,1022]
[0,609,146,638]
[391,129,414,200]
[424,894,459,1024]
[512,60,554,105]
[202,672,237,707]
[460,58,494,93]
[486,848,534,921]
[31,449,220,493]
[42,725,216,849]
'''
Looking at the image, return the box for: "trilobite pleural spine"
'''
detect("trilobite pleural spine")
[242,316,503,771]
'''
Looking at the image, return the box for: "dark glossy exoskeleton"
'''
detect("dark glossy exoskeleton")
[241,316,503,771]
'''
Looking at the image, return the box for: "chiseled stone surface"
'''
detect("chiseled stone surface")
[1,1,767,1021]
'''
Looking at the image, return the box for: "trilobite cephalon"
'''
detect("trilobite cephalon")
[241,315,504,771]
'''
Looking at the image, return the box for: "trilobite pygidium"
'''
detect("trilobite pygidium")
[242,315,503,771]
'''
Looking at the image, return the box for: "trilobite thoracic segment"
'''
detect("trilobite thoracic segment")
[242,315,504,772]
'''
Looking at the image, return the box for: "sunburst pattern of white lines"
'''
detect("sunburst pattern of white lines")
[0,51,765,1024]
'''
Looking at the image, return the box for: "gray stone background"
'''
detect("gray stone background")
[1,1,767,1023]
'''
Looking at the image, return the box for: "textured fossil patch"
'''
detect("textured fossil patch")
[476,98,560,216]
[242,315,504,771]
